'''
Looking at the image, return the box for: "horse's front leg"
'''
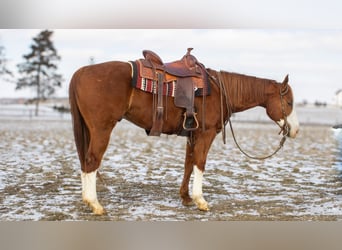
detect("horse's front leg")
[192,129,217,211]
[180,129,217,211]
[192,164,209,211]
[180,141,194,206]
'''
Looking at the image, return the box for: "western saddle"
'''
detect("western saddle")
[137,48,207,136]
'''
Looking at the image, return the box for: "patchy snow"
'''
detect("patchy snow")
[0,107,342,221]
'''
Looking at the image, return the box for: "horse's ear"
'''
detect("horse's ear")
[282,74,289,85]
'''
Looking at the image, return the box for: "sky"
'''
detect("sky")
[1,0,342,29]
[0,29,341,104]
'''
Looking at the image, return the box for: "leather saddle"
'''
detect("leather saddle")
[137,48,207,136]
[142,48,203,78]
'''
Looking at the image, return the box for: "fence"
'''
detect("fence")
[1,104,341,125]
[0,104,71,120]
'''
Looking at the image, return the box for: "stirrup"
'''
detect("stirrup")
[182,112,199,131]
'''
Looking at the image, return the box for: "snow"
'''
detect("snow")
[0,105,341,220]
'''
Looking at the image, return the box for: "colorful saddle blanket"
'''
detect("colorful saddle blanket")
[130,60,210,97]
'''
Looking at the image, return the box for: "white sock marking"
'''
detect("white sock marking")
[81,170,105,214]
[81,170,98,203]
[193,165,203,199]
[192,165,209,210]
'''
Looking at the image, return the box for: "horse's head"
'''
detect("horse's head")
[265,75,299,138]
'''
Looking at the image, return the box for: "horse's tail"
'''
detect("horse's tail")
[69,70,89,171]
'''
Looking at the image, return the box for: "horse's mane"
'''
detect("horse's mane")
[219,71,277,107]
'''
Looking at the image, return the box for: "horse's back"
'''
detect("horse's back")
[70,61,133,122]
[72,61,131,88]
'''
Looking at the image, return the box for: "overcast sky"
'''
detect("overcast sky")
[0,29,341,104]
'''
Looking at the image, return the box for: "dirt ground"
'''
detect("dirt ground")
[0,118,341,221]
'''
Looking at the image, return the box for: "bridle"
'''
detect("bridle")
[210,70,290,160]
[278,83,290,137]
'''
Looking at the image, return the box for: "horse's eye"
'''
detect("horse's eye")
[287,101,293,107]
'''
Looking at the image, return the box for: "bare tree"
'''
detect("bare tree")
[0,45,13,80]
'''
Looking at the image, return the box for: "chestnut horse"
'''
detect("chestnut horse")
[69,61,299,215]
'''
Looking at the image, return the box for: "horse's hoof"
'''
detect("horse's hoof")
[198,204,210,211]
[83,199,105,215]
[182,198,194,206]
[92,206,106,215]
[193,197,210,211]
[89,202,105,215]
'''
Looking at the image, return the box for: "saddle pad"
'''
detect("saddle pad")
[129,61,210,97]
[130,61,176,96]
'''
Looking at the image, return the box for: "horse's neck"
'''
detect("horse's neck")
[225,73,269,113]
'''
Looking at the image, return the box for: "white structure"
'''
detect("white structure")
[336,90,342,107]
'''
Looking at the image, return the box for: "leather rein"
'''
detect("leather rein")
[208,70,289,160]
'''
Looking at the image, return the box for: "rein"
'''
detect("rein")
[208,70,289,160]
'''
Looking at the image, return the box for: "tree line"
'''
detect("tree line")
[0,30,63,116]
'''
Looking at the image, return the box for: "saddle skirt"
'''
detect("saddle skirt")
[129,48,210,136]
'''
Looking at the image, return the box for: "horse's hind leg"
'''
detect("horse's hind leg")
[82,125,115,215]
[81,170,103,215]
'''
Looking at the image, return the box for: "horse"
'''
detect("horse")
[69,60,299,215]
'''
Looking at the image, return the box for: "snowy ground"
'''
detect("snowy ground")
[0,105,341,221]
